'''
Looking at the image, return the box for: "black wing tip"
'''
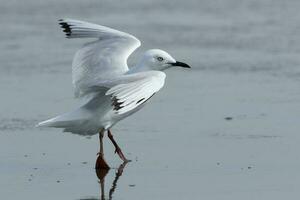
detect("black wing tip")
[136,98,145,104]
[111,96,124,111]
[58,20,72,37]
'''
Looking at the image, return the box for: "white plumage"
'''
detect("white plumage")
[37,19,190,135]
[64,19,141,97]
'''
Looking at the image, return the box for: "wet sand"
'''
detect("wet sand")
[1,0,300,199]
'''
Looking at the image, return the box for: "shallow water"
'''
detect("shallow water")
[1,0,300,199]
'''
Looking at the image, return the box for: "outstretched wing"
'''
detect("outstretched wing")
[89,71,166,115]
[59,19,141,97]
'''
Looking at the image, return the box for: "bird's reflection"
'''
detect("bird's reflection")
[81,162,128,200]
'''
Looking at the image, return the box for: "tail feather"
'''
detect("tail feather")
[37,110,98,135]
[37,107,91,128]
[37,93,109,136]
[36,115,74,128]
[36,117,58,127]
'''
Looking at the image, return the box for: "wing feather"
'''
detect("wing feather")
[59,19,141,97]
[104,71,166,115]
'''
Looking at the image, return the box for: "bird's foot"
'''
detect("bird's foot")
[95,153,110,169]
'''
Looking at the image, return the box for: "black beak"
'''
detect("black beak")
[171,61,191,68]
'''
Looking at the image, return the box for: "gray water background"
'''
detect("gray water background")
[1,0,300,199]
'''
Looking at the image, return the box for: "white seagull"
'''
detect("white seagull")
[37,19,190,169]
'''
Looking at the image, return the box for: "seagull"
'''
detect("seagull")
[37,19,190,169]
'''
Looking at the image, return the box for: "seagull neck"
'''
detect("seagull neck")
[128,64,151,74]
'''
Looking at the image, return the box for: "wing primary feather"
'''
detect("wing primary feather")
[59,21,72,37]
[59,19,141,97]
[105,71,166,115]
[137,98,145,104]
[111,96,124,111]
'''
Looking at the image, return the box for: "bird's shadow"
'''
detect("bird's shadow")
[80,162,128,200]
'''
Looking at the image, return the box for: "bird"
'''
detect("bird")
[37,19,190,169]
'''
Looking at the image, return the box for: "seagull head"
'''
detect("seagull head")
[138,49,191,71]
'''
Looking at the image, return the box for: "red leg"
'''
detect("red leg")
[107,129,130,162]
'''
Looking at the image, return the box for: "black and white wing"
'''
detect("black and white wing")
[59,19,141,97]
[91,71,166,115]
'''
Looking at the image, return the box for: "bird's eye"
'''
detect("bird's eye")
[157,57,164,62]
